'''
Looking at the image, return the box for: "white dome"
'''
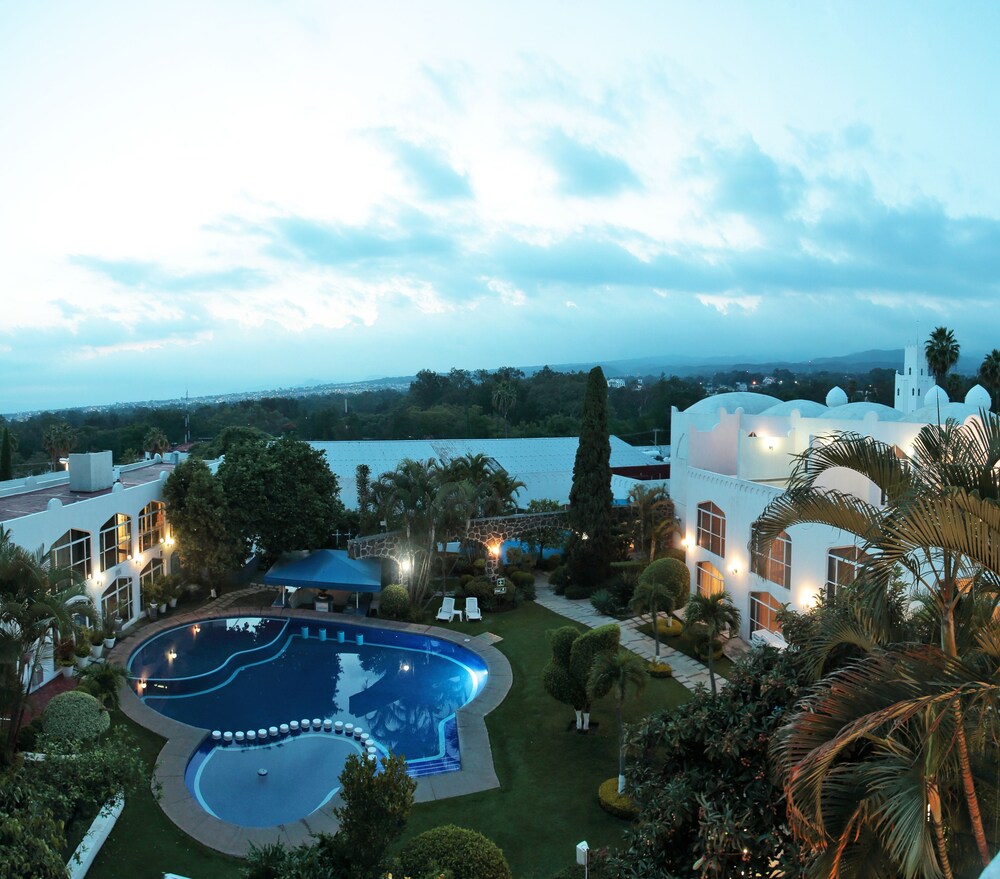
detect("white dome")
[828,402,904,422]
[759,399,829,417]
[684,392,782,415]
[964,384,992,410]
[906,402,981,424]
[825,386,848,407]
[924,385,950,406]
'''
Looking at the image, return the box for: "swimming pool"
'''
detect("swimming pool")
[129,616,488,827]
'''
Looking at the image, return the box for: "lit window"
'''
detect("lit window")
[138,502,165,552]
[826,546,869,600]
[750,591,783,634]
[51,529,92,579]
[697,561,724,597]
[139,557,163,591]
[696,502,726,557]
[751,529,791,589]
[101,577,134,623]
[99,513,131,572]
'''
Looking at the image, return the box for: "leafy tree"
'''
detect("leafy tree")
[492,379,518,438]
[542,623,620,729]
[0,428,12,480]
[75,657,131,710]
[587,649,646,793]
[630,558,688,660]
[164,458,241,585]
[0,770,72,878]
[683,590,741,696]
[524,498,564,561]
[979,348,1000,410]
[607,647,811,879]
[218,435,343,563]
[41,420,75,470]
[355,463,375,535]
[567,367,614,592]
[925,326,961,387]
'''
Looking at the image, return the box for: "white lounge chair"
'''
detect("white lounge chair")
[465,597,482,622]
[436,596,458,622]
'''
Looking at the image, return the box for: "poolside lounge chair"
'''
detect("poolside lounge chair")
[436,596,459,622]
[465,597,482,622]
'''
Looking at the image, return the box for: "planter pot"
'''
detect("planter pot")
[91,643,104,659]
[113,617,123,634]
[158,603,167,614]
[147,606,158,621]
[75,656,90,670]
[169,597,178,608]
[574,709,583,730]
[60,664,74,679]
[582,712,591,731]
[104,637,116,650]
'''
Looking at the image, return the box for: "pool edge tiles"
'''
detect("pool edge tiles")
[116,606,512,853]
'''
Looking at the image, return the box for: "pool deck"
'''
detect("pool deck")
[111,591,513,856]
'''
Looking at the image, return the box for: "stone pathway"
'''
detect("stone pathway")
[534,581,717,692]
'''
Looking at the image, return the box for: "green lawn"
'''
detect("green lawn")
[88,602,689,879]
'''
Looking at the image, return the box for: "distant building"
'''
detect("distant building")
[893,339,934,413]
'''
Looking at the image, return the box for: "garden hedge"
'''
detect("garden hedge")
[43,690,109,742]
[397,824,512,879]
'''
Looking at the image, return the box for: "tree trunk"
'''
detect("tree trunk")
[652,605,660,659]
[574,709,583,730]
[928,784,955,879]
[617,704,626,794]
[707,642,716,696]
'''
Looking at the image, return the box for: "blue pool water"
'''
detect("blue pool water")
[129,616,488,826]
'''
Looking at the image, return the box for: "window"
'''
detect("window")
[138,501,165,552]
[908,367,912,375]
[752,529,791,589]
[696,502,726,557]
[99,513,131,572]
[101,577,134,623]
[750,591,783,634]
[139,557,163,592]
[51,529,92,579]
[697,561,724,597]
[826,546,869,600]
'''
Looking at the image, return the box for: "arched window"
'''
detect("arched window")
[696,561,724,598]
[696,502,726,557]
[51,529,92,579]
[101,576,134,623]
[99,513,131,572]
[138,501,165,552]
[139,557,163,590]
[750,591,783,634]
[751,529,791,589]
[826,546,870,600]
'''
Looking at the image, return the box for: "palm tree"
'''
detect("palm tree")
[979,349,1000,411]
[587,648,647,794]
[0,527,89,763]
[41,421,76,471]
[752,416,1000,867]
[627,483,675,560]
[492,380,517,438]
[143,427,170,457]
[75,660,130,710]
[925,326,961,388]
[683,590,740,696]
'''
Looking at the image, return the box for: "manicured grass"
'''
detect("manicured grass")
[399,602,690,878]
[88,713,243,879]
[86,601,688,879]
[637,621,736,680]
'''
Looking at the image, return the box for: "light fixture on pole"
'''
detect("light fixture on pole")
[576,841,589,879]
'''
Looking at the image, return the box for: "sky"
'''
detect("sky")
[2,1,1000,412]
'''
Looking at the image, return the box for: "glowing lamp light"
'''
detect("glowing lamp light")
[167,649,177,661]
[138,680,147,691]
[681,537,691,548]
[730,565,740,575]
[401,663,411,672]
[489,544,501,557]
[192,625,201,635]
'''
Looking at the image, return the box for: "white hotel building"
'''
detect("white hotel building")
[669,362,992,644]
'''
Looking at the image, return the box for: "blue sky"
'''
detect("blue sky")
[2,1,999,411]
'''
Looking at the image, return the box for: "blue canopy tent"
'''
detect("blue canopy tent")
[263,550,382,611]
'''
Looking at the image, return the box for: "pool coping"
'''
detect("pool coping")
[111,602,513,856]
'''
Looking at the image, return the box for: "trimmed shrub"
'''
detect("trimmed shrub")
[544,552,564,571]
[692,630,724,661]
[379,584,411,621]
[548,564,569,593]
[460,573,474,588]
[509,570,534,591]
[473,558,486,574]
[43,690,109,742]
[598,777,638,820]
[590,589,617,616]
[16,716,44,752]
[564,582,591,600]
[663,546,686,563]
[505,546,524,568]
[647,661,673,678]
[397,824,512,879]
[655,618,684,638]
[638,558,691,612]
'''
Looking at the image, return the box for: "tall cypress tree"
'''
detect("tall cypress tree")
[566,366,613,592]
[0,428,12,481]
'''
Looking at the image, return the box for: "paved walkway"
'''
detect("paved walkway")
[534,581,717,692]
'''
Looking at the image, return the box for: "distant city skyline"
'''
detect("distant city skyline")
[3,2,999,412]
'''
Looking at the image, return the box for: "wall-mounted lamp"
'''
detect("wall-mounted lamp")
[730,565,740,575]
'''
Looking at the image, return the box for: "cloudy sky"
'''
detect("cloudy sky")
[2,1,999,412]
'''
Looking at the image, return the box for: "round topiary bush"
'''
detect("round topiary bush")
[548,564,569,593]
[647,661,673,678]
[397,824,512,879]
[598,778,638,820]
[655,618,683,638]
[379,584,411,620]
[509,570,534,591]
[43,690,109,742]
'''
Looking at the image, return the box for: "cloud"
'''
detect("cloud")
[387,138,473,200]
[696,293,762,315]
[696,137,805,220]
[544,130,641,197]
[72,331,214,361]
[70,257,265,293]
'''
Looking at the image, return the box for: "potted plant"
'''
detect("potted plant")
[74,638,92,669]
[57,640,76,678]
[143,582,161,620]
[88,627,105,660]
[102,616,118,650]
[161,574,180,609]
